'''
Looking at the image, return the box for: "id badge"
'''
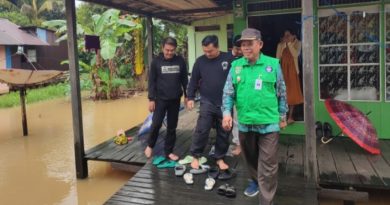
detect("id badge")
[255,79,262,90]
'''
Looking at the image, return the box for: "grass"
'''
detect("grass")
[0,83,69,108]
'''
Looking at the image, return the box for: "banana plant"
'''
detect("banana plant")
[43,9,141,99]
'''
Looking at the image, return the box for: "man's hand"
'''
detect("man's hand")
[148,101,155,112]
[279,120,287,129]
[187,100,194,110]
[222,115,233,131]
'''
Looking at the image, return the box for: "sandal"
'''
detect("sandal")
[208,166,220,179]
[204,177,216,191]
[218,168,236,180]
[183,173,194,185]
[174,165,186,176]
[178,156,207,165]
[156,160,177,169]
[315,121,323,139]
[152,156,166,165]
[217,184,227,196]
[178,155,193,165]
[190,164,210,174]
[225,184,236,198]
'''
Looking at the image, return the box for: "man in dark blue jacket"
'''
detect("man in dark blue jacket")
[145,37,188,161]
[187,35,233,171]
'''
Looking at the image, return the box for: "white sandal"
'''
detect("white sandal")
[183,173,194,185]
[204,177,216,191]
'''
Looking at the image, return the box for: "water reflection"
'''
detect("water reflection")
[0,93,149,205]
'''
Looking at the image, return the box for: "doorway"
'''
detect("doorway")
[248,13,304,122]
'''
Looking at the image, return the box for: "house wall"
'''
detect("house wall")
[187,14,233,71]
[35,41,69,71]
[0,46,6,69]
[234,0,390,139]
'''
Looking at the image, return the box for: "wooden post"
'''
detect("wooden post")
[19,88,28,136]
[302,0,318,183]
[65,0,88,179]
[146,16,154,72]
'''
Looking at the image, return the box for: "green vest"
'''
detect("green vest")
[231,54,280,125]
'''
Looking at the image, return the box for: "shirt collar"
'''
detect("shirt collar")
[243,53,265,66]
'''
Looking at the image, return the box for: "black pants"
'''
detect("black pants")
[147,98,180,156]
[190,100,230,159]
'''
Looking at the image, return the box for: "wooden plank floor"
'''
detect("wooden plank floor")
[86,109,390,192]
[105,158,318,205]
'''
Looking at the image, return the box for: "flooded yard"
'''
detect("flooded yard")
[0,93,149,204]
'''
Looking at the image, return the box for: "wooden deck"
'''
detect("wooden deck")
[86,109,390,190]
[85,108,390,204]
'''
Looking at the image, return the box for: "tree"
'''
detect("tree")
[43,9,142,100]
[0,11,31,26]
[7,0,63,25]
[152,19,188,59]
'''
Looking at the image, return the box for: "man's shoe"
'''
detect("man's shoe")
[244,180,259,197]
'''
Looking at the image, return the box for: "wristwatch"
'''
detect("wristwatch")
[280,115,287,122]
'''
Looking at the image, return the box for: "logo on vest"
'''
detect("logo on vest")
[266,66,273,73]
[235,66,242,74]
[222,61,229,70]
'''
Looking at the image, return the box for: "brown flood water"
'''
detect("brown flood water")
[0,92,149,205]
[0,92,389,204]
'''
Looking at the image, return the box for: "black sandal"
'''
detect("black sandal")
[315,121,323,139]
[218,168,236,180]
[217,184,227,196]
[225,185,236,198]
[208,166,220,179]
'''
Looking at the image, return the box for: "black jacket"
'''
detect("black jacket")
[148,53,188,101]
[187,52,232,106]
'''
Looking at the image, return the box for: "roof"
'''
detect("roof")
[81,0,233,24]
[0,19,49,46]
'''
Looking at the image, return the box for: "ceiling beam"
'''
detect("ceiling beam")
[153,6,232,15]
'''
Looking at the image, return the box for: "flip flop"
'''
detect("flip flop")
[174,165,186,176]
[225,184,236,198]
[208,166,220,179]
[190,164,210,174]
[204,177,216,191]
[152,156,166,165]
[218,168,236,180]
[315,121,323,139]
[178,155,207,165]
[199,157,207,165]
[156,160,177,169]
[178,155,193,165]
[217,184,228,196]
[183,173,194,185]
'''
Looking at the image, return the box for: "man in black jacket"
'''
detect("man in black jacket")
[187,35,233,170]
[145,37,188,161]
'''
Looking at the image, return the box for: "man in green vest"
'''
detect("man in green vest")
[222,28,288,205]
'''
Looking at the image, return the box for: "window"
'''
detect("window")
[318,6,380,101]
[27,49,37,63]
[386,5,390,101]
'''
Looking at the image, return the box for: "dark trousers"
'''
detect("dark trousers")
[147,98,180,156]
[190,100,230,159]
[239,131,279,205]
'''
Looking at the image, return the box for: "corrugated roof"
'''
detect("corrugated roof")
[0,19,49,46]
[81,0,233,24]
